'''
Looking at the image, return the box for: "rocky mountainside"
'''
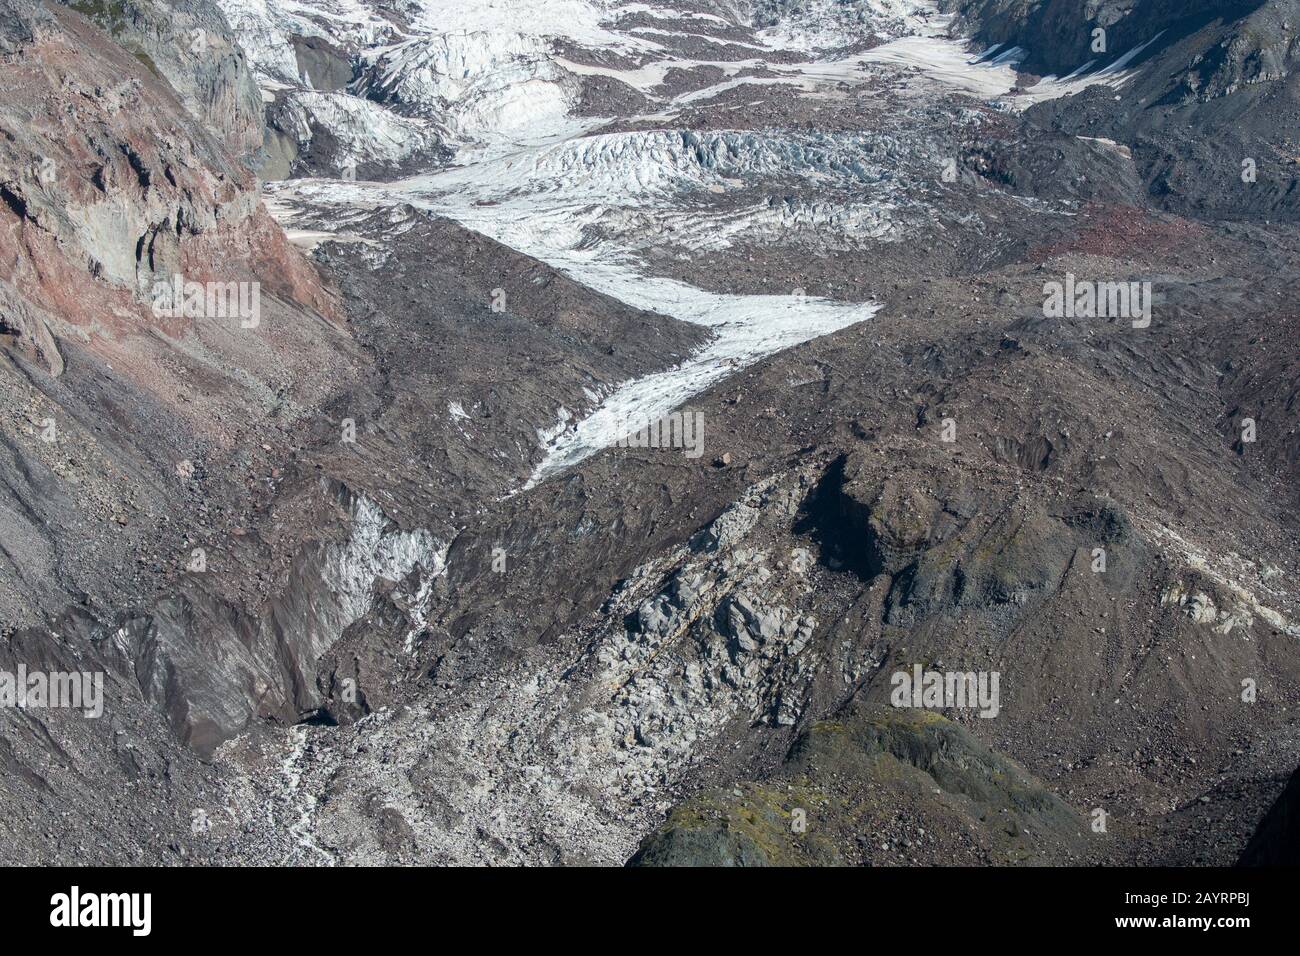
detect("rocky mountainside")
[1240,762,1300,864]
[53,0,266,162]
[630,706,1094,865]
[0,0,1297,868]
[943,0,1300,219]
[0,0,708,856]
[942,0,1268,76]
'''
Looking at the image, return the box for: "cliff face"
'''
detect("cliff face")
[942,0,1300,221]
[0,0,356,752]
[0,0,328,362]
[941,0,1271,78]
[53,0,265,162]
[0,0,345,859]
[1,0,334,618]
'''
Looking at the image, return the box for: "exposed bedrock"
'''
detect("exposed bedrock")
[53,0,265,163]
[942,0,1271,79]
[110,480,444,755]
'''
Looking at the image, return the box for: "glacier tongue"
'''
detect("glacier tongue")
[250,0,1156,485]
[395,129,887,481]
[280,122,884,483]
[521,284,878,485]
[275,90,450,172]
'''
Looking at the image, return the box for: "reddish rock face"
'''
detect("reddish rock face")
[0,0,335,383]
[0,0,357,639]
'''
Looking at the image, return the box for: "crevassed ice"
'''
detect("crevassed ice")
[414,128,906,211]
[283,91,448,168]
[354,32,582,141]
[285,123,890,484]
[254,0,1163,487]
[755,0,937,51]
[517,129,892,196]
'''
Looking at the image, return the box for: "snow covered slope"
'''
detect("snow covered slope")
[221,0,1165,163]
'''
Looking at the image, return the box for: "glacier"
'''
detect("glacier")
[239,0,1164,483]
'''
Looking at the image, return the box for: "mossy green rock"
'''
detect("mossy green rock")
[629,705,1088,867]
